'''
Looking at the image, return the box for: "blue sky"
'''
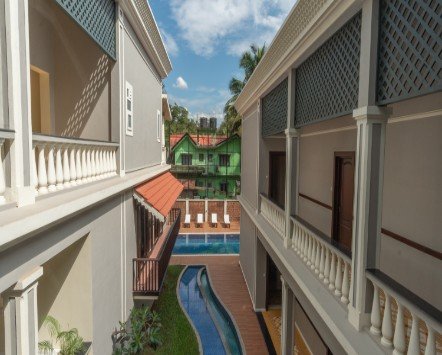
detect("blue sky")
[149,0,296,124]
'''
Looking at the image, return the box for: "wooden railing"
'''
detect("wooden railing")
[367,270,442,355]
[290,216,352,305]
[133,208,181,296]
[260,194,286,238]
[32,134,118,195]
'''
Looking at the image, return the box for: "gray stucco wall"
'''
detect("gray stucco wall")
[123,19,162,172]
[29,0,112,140]
[241,109,259,209]
[239,208,257,306]
[380,113,442,308]
[0,194,132,353]
[298,118,357,237]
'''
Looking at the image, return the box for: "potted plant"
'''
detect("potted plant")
[38,315,85,355]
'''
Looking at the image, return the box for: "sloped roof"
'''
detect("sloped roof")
[170,133,239,150]
[134,172,183,220]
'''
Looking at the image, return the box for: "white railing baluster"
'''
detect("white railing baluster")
[86,147,92,182]
[76,147,83,185]
[381,292,393,347]
[324,249,330,285]
[81,148,87,183]
[32,142,38,195]
[329,253,336,291]
[63,146,71,188]
[393,301,406,355]
[260,195,286,238]
[55,145,64,190]
[319,244,325,279]
[341,262,349,304]
[407,314,420,355]
[370,284,382,335]
[47,144,56,192]
[314,241,320,273]
[90,147,96,180]
[37,144,48,194]
[424,325,436,355]
[69,146,77,186]
[334,257,342,296]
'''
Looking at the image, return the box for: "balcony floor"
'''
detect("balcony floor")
[170,255,269,355]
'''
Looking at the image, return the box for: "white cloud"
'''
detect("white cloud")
[173,76,188,90]
[170,0,297,57]
[160,29,179,56]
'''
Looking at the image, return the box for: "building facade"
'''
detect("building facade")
[0,0,181,353]
[236,0,441,354]
[170,133,241,199]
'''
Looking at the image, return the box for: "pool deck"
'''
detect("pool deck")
[179,221,240,233]
[171,255,269,355]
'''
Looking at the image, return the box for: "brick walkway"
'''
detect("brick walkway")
[171,255,269,355]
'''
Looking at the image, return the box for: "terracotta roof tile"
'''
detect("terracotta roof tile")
[135,172,184,218]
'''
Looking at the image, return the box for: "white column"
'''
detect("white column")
[4,0,35,206]
[284,68,299,248]
[281,276,295,355]
[0,138,6,204]
[348,107,387,330]
[185,198,189,215]
[3,267,43,355]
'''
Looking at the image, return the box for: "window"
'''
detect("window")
[126,82,133,136]
[219,154,230,167]
[157,109,161,142]
[199,153,204,162]
[207,181,212,188]
[208,154,213,162]
[181,154,192,165]
[220,182,228,193]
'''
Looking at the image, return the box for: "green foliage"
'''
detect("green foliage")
[165,104,198,138]
[220,44,266,136]
[38,315,84,355]
[146,265,199,355]
[112,306,162,354]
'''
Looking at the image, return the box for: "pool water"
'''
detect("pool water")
[178,266,243,355]
[173,234,239,254]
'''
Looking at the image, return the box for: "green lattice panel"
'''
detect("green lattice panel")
[295,13,361,127]
[262,78,288,137]
[377,0,442,105]
[54,0,116,59]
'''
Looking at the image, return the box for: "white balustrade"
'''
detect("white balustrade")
[260,194,286,237]
[367,273,442,355]
[290,216,352,306]
[33,135,118,196]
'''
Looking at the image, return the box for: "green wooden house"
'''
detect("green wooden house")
[170,133,241,199]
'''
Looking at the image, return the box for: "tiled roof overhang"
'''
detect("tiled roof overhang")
[134,172,183,222]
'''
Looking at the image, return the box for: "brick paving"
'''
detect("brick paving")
[171,255,269,355]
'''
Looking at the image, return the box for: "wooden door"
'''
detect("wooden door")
[269,152,286,208]
[332,152,355,253]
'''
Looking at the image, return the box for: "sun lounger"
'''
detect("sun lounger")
[184,214,191,227]
[196,213,203,227]
[211,213,218,227]
[224,214,230,228]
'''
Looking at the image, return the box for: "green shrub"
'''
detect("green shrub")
[112,306,162,354]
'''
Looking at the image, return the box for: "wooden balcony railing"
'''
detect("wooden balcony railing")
[367,270,441,354]
[32,134,118,195]
[132,208,181,296]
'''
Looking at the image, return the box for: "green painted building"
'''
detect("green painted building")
[170,133,241,199]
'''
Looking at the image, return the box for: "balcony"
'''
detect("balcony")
[132,208,181,296]
[256,194,441,353]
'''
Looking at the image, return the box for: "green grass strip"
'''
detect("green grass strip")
[147,265,200,355]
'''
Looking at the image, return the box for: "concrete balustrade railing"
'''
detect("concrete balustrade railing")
[367,270,442,355]
[290,216,352,306]
[33,134,118,195]
[260,194,286,238]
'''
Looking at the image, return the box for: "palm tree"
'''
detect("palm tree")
[222,44,266,135]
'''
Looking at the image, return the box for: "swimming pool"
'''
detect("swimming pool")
[178,266,243,355]
[172,233,239,254]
